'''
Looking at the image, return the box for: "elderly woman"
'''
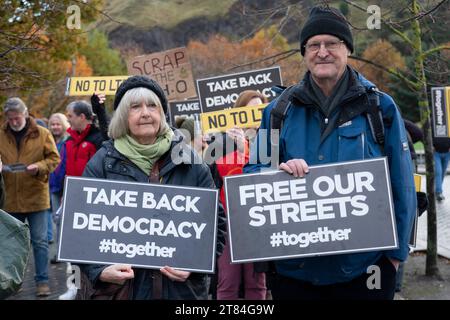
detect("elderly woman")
[80,76,226,300]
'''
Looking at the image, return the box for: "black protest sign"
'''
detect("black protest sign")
[168,99,201,125]
[127,47,197,101]
[431,87,450,138]
[58,177,218,273]
[196,67,282,112]
[224,158,397,263]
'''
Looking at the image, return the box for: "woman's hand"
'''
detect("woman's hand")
[227,127,246,152]
[99,264,134,285]
[160,266,191,282]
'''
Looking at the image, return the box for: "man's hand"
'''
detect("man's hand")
[26,163,39,175]
[99,264,134,285]
[160,266,191,282]
[279,159,309,177]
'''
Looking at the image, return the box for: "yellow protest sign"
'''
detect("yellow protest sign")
[201,104,267,134]
[414,174,424,192]
[66,76,129,96]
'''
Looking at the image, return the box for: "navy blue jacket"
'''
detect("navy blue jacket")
[244,69,416,285]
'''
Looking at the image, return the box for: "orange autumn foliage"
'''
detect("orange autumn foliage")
[188,26,305,87]
[349,39,406,94]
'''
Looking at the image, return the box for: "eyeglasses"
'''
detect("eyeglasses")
[304,40,344,53]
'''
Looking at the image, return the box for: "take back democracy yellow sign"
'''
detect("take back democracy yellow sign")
[65,76,129,96]
[201,104,267,134]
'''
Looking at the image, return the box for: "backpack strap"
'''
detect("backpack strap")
[365,87,385,155]
[269,85,296,168]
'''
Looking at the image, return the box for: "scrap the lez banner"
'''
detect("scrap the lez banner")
[58,177,218,273]
[224,158,398,263]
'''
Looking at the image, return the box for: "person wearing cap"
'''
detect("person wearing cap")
[244,6,416,299]
[0,97,60,297]
[78,75,227,300]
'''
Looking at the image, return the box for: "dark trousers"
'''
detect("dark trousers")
[271,256,397,300]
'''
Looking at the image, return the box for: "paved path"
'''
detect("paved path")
[414,174,450,258]
[7,174,450,300]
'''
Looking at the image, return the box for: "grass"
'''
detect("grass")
[98,0,238,31]
[414,141,424,152]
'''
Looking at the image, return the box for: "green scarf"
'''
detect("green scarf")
[114,129,174,174]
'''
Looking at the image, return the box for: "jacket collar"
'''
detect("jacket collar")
[291,66,368,108]
[103,128,194,177]
[3,117,40,139]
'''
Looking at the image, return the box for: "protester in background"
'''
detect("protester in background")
[403,119,424,171]
[79,75,226,299]
[433,137,450,201]
[65,100,106,177]
[34,118,55,244]
[214,90,268,300]
[58,96,109,300]
[48,113,70,262]
[0,97,60,297]
[244,6,416,300]
[175,116,205,155]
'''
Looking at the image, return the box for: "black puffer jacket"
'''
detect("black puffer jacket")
[79,130,226,300]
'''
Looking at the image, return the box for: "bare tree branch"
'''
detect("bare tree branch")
[73,0,124,26]
[348,55,419,89]
[421,45,450,59]
[227,48,300,71]
[391,0,448,24]
[343,0,415,47]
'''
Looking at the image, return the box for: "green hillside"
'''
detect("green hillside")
[99,0,237,31]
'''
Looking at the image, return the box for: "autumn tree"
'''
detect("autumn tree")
[0,1,103,94]
[188,25,305,87]
[349,39,406,94]
[345,0,450,278]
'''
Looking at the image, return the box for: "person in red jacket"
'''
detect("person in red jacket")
[65,96,109,177]
[60,96,109,300]
[214,90,268,300]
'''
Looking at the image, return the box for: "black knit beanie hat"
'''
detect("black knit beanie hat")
[113,75,168,114]
[300,6,353,56]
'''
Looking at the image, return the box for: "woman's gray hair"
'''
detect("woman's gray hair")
[49,112,70,133]
[108,87,169,140]
[4,97,28,116]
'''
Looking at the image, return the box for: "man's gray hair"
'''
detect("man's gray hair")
[4,97,28,116]
[108,87,169,140]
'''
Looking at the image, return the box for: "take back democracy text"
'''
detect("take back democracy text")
[73,187,205,239]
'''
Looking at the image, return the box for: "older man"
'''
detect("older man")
[244,6,416,299]
[0,97,60,297]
